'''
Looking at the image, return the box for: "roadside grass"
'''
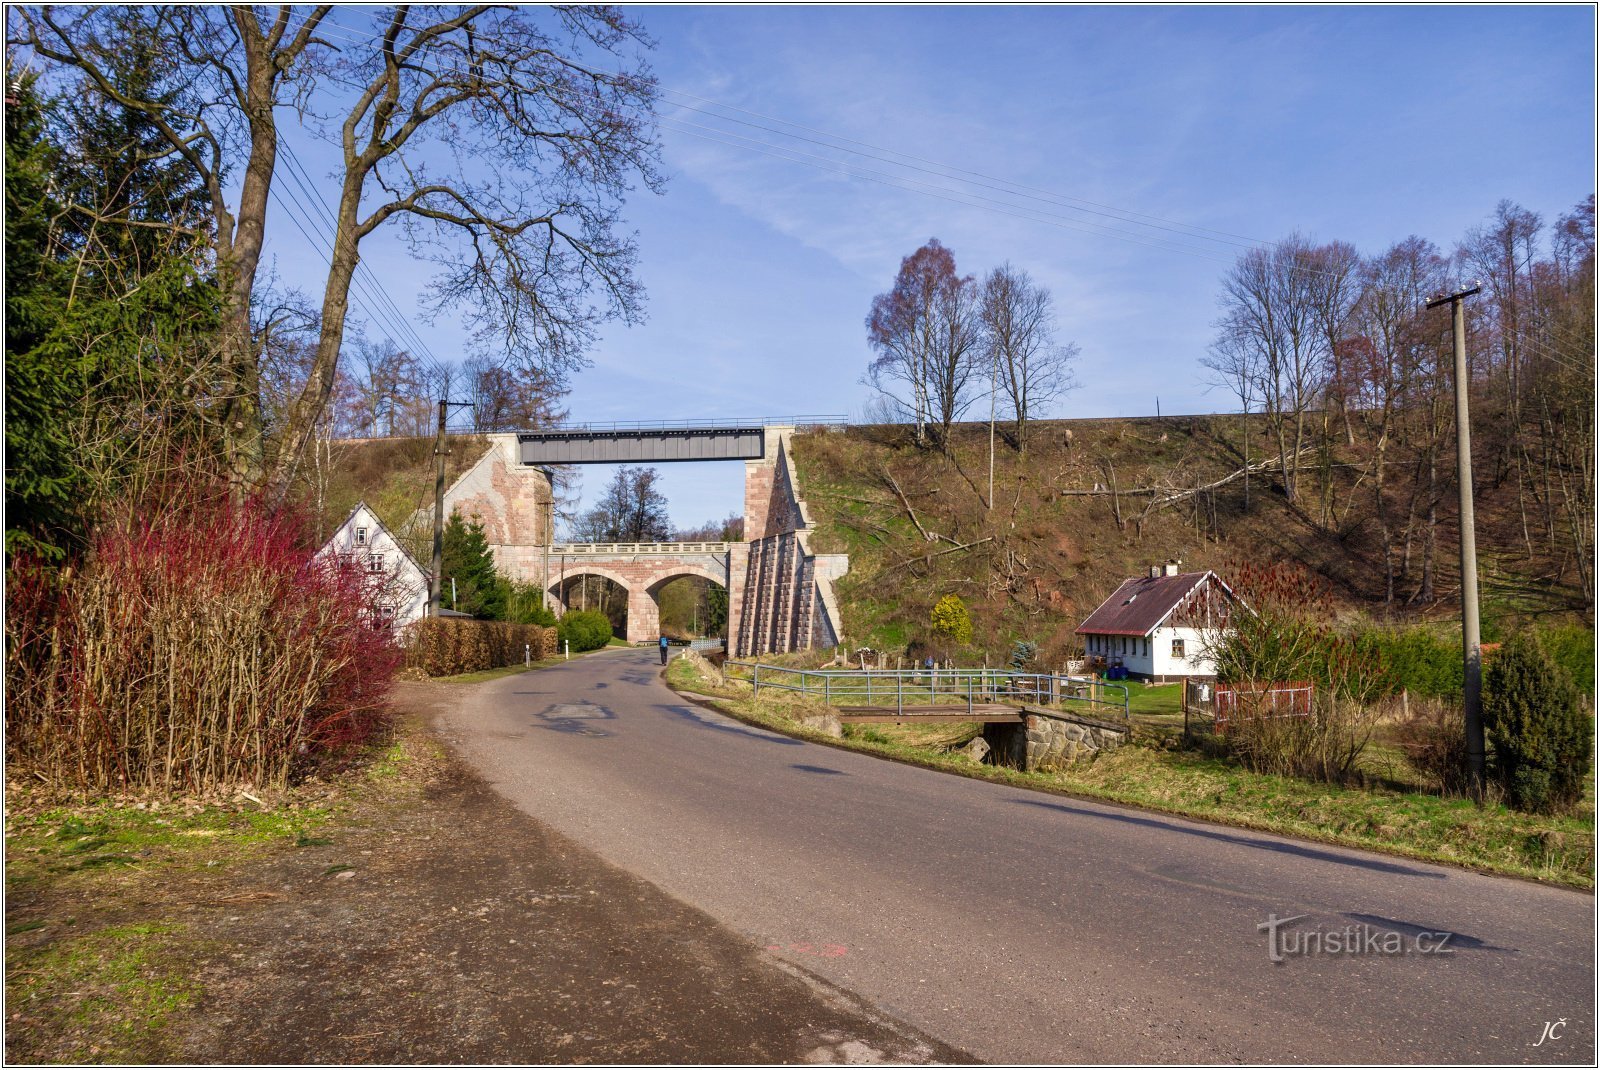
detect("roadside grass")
[5,921,202,1063]
[4,717,441,1063]
[5,802,333,892]
[666,657,1596,889]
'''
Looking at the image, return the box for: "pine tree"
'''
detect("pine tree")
[441,511,507,619]
[4,23,220,558]
[4,72,81,557]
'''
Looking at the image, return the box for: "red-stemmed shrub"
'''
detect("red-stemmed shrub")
[5,492,400,793]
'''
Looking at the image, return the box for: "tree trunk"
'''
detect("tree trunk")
[264,173,363,499]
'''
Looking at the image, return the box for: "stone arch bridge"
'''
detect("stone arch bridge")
[544,541,731,644]
[434,423,848,655]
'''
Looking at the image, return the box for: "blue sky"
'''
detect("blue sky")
[267,5,1596,532]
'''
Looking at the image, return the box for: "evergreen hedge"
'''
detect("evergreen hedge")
[557,609,614,652]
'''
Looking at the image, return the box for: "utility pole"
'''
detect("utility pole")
[430,398,473,616]
[1427,282,1484,793]
[987,346,997,511]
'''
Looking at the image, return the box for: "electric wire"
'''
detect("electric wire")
[275,139,447,376]
[295,17,1296,267]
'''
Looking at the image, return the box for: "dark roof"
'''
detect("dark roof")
[1076,571,1216,637]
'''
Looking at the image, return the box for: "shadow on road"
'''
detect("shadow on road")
[1011,797,1445,879]
[656,704,806,747]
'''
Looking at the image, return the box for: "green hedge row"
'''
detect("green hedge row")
[1353,624,1594,700]
[405,618,556,677]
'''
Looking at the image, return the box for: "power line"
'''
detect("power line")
[275,139,446,374]
[297,17,1293,267]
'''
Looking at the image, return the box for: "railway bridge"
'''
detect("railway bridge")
[436,421,848,656]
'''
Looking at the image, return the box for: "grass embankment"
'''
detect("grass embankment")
[667,656,1595,890]
[4,718,443,1062]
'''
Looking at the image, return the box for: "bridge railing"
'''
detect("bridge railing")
[722,662,1130,722]
[527,415,848,433]
[548,542,730,555]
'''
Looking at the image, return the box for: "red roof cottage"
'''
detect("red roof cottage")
[1076,562,1243,682]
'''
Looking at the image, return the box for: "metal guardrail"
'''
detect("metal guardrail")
[548,542,730,555]
[723,662,1130,722]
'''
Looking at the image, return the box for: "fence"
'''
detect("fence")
[1186,679,1314,735]
[723,662,1129,722]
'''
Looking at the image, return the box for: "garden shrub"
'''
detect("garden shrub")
[1208,562,1384,784]
[557,609,614,652]
[5,495,399,794]
[1223,696,1376,784]
[1537,624,1595,698]
[1484,631,1592,814]
[1352,627,1463,700]
[1390,699,1472,796]
[930,594,973,646]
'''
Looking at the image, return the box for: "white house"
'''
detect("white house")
[320,501,431,634]
[1075,562,1243,682]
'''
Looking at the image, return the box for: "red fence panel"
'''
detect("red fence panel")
[1213,681,1314,731]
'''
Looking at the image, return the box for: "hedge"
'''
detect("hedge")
[557,609,614,652]
[405,618,556,677]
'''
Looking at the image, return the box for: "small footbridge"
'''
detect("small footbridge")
[721,663,1133,771]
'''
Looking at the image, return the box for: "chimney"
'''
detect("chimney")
[1148,565,1161,579]
[1164,559,1180,577]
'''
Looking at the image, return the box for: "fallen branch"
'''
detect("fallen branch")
[880,466,937,542]
[885,536,994,574]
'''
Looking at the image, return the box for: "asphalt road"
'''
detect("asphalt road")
[440,648,1595,1064]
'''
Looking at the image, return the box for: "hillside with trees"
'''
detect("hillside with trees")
[803,205,1594,670]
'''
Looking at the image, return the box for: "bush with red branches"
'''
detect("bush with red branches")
[5,493,400,793]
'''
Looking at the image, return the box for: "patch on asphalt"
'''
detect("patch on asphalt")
[537,703,615,736]
[543,703,609,720]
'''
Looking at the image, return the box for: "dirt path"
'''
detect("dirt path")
[5,679,968,1064]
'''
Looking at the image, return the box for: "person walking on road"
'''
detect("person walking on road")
[659,634,670,665]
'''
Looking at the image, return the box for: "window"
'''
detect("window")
[1171,638,1186,659]
[338,553,354,569]
[369,604,397,631]
[355,526,368,546]
[368,553,385,573]
[1143,637,1150,657]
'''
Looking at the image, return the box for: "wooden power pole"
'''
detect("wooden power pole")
[430,398,473,615]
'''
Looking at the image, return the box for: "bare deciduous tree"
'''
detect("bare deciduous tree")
[1214,235,1333,506]
[20,5,663,499]
[864,238,979,449]
[977,263,1078,452]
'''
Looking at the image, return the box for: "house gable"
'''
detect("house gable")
[321,501,431,629]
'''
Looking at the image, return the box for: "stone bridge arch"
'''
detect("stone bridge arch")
[546,550,731,644]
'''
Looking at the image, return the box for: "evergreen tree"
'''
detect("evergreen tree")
[4,29,220,559]
[441,511,506,619]
[5,72,81,557]
[1484,631,1591,813]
